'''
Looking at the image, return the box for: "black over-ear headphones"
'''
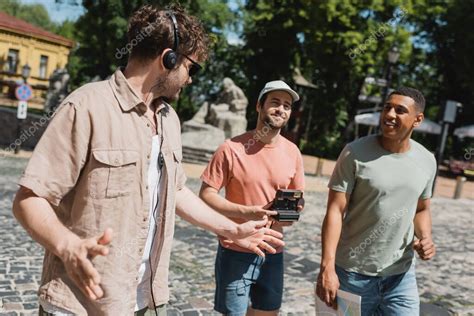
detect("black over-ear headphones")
[163,11,179,70]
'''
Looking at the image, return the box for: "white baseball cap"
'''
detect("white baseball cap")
[257,80,300,103]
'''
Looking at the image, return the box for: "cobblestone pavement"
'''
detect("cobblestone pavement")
[1,156,473,315]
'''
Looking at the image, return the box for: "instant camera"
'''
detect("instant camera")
[271,189,303,222]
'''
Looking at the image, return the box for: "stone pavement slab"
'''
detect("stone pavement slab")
[0,156,473,315]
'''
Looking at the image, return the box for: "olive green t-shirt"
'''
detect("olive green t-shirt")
[329,135,436,276]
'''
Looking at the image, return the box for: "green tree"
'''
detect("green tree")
[9,0,470,159]
[303,1,416,157]
[242,0,310,129]
[242,0,416,157]
[0,0,78,108]
[170,0,246,121]
[0,0,56,31]
[241,0,474,159]
[406,0,474,158]
[68,0,240,121]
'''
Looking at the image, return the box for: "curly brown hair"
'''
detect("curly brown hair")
[127,3,210,63]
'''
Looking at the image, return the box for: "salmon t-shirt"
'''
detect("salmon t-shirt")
[200,131,305,253]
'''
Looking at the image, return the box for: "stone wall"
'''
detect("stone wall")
[0,107,53,152]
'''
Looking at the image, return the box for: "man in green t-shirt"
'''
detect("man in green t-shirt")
[316,87,437,315]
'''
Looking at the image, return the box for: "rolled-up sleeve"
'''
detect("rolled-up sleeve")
[19,102,91,206]
[175,151,187,191]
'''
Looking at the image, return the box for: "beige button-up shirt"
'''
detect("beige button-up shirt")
[19,69,186,315]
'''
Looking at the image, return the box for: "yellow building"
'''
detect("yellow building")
[0,11,74,100]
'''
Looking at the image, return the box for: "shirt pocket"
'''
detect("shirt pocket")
[89,150,139,199]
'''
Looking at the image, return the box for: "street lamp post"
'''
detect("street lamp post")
[21,64,31,83]
[14,64,32,154]
[372,46,400,135]
[382,45,400,104]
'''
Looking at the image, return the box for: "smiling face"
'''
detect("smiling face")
[380,94,424,141]
[257,90,293,130]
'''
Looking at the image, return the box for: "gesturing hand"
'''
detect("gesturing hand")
[222,217,284,257]
[60,228,113,300]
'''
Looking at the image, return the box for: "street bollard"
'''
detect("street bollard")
[14,119,23,154]
[316,158,324,177]
[453,176,466,199]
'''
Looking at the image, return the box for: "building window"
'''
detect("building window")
[39,55,48,79]
[6,49,19,73]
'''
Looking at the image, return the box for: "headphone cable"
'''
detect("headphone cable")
[148,112,164,316]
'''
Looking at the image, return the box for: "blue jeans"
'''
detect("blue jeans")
[335,264,419,316]
[214,244,283,316]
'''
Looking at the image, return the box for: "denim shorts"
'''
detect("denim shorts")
[214,244,283,316]
[335,264,419,316]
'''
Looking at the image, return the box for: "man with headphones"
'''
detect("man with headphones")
[12,5,284,315]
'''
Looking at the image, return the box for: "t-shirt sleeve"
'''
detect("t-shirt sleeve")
[18,102,91,206]
[289,152,305,191]
[420,155,437,199]
[200,142,232,191]
[328,144,356,194]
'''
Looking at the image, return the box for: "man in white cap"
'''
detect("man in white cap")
[199,80,305,316]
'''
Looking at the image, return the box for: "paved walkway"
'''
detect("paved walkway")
[1,156,473,315]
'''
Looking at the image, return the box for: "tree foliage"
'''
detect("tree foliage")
[5,0,472,159]
[0,0,56,31]
[242,0,472,158]
[63,0,241,122]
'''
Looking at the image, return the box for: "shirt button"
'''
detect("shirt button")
[147,123,150,127]
[114,158,119,164]
[143,217,147,222]
[147,154,150,159]
[145,185,149,190]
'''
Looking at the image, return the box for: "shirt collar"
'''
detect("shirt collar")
[109,67,169,114]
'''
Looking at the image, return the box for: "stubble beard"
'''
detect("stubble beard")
[262,114,287,130]
[153,72,183,103]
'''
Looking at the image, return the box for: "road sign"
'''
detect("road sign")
[443,100,462,123]
[17,101,28,119]
[15,84,33,101]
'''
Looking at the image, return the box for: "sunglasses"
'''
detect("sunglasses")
[182,54,202,77]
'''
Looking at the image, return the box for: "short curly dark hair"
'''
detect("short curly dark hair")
[127,4,209,63]
[389,86,426,112]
